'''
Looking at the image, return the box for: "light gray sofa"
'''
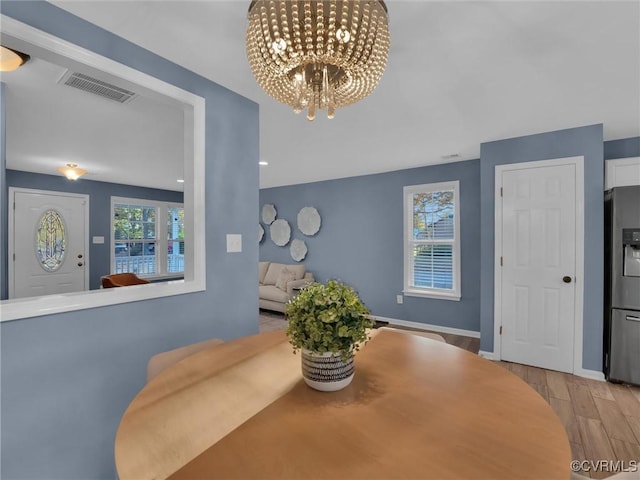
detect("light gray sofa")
[259,261,314,313]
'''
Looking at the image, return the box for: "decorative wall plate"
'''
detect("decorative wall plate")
[297,207,321,236]
[270,219,291,246]
[290,239,308,262]
[259,224,265,243]
[261,204,277,225]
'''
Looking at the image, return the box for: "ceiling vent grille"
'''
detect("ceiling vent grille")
[59,71,137,104]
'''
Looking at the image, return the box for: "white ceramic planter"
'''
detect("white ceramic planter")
[301,349,354,392]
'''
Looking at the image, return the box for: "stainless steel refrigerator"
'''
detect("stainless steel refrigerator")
[604,185,640,385]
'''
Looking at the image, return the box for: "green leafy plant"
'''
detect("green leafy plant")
[286,280,373,360]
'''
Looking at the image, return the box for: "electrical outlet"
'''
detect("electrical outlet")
[396,295,403,304]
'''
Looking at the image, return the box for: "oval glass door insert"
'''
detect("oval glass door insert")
[36,209,67,272]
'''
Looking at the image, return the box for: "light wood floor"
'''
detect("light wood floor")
[259,312,640,479]
[494,360,640,479]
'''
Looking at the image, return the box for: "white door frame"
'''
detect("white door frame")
[493,156,585,374]
[8,187,90,299]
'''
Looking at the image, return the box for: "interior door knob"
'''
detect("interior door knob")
[562,276,572,283]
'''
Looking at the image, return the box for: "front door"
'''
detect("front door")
[10,188,88,299]
[499,163,577,373]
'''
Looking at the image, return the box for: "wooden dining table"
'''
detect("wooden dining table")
[115,329,571,479]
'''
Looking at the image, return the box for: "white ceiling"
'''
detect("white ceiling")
[2,48,186,192]
[12,1,640,188]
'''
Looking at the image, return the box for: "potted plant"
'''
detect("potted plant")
[285,280,373,391]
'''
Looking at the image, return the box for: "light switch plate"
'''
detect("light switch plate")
[226,234,242,253]
[396,295,403,304]
[92,236,105,244]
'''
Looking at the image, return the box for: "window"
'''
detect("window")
[403,181,460,300]
[111,197,184,278]
[167,206,185,274]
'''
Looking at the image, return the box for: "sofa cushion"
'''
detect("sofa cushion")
[259,261,270,284]
[263,263,284,285]
[286,264,305,280]
[259,285,290,303]
[275,268,296,291]
[264,262,306,285]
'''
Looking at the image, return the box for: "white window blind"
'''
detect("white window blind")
[403,181,460,300]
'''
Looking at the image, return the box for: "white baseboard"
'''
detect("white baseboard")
[478,350,499,360]
[371,315,480,339]
[575,369,605,382]
[371,315,603,379]
[476,352,604,380]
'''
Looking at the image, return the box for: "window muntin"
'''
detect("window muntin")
[167,206,185,274]
[113,204,157,275]
[111,198,184,277]
[403,181,460,300]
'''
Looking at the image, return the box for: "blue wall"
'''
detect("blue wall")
[1,84,7,301]
[260,160,481,333]
[5,170,183,293]
[479,124,605,371]
[0,2,259,479]
[261,127,638,373]
[604,136,640,160]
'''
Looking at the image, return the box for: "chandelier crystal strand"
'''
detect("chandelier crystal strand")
[246,0,390,121]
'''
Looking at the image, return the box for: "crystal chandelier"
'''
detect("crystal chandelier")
[246,0,390,121]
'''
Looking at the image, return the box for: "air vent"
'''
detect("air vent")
[59,71,137,104]
[441,153,461,160]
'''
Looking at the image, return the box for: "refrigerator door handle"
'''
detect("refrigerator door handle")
[626,315,640,322]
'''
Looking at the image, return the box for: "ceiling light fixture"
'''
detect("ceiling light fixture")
[177,179,185,183]
[246,0,390,121]
[57,163,87,181]
[259,161,269,166]
[0,46,30,72]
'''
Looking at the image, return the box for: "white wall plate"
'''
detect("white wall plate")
[297,206,321,236]
[270,219,291,246]
[290,239,308,262]
[261,204,277,224]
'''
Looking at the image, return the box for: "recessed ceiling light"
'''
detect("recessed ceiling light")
[259,161,269,166]
[177,179,185,183]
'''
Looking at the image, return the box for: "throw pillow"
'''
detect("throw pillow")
[258,261,269,284]
[275,268,296,291]
[263,263,283,285]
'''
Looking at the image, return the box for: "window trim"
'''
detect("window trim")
[403,180,461,301]
[110,196,184,279]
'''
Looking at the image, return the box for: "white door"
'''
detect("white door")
[10,189,88,299]
[500,164,576,373]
